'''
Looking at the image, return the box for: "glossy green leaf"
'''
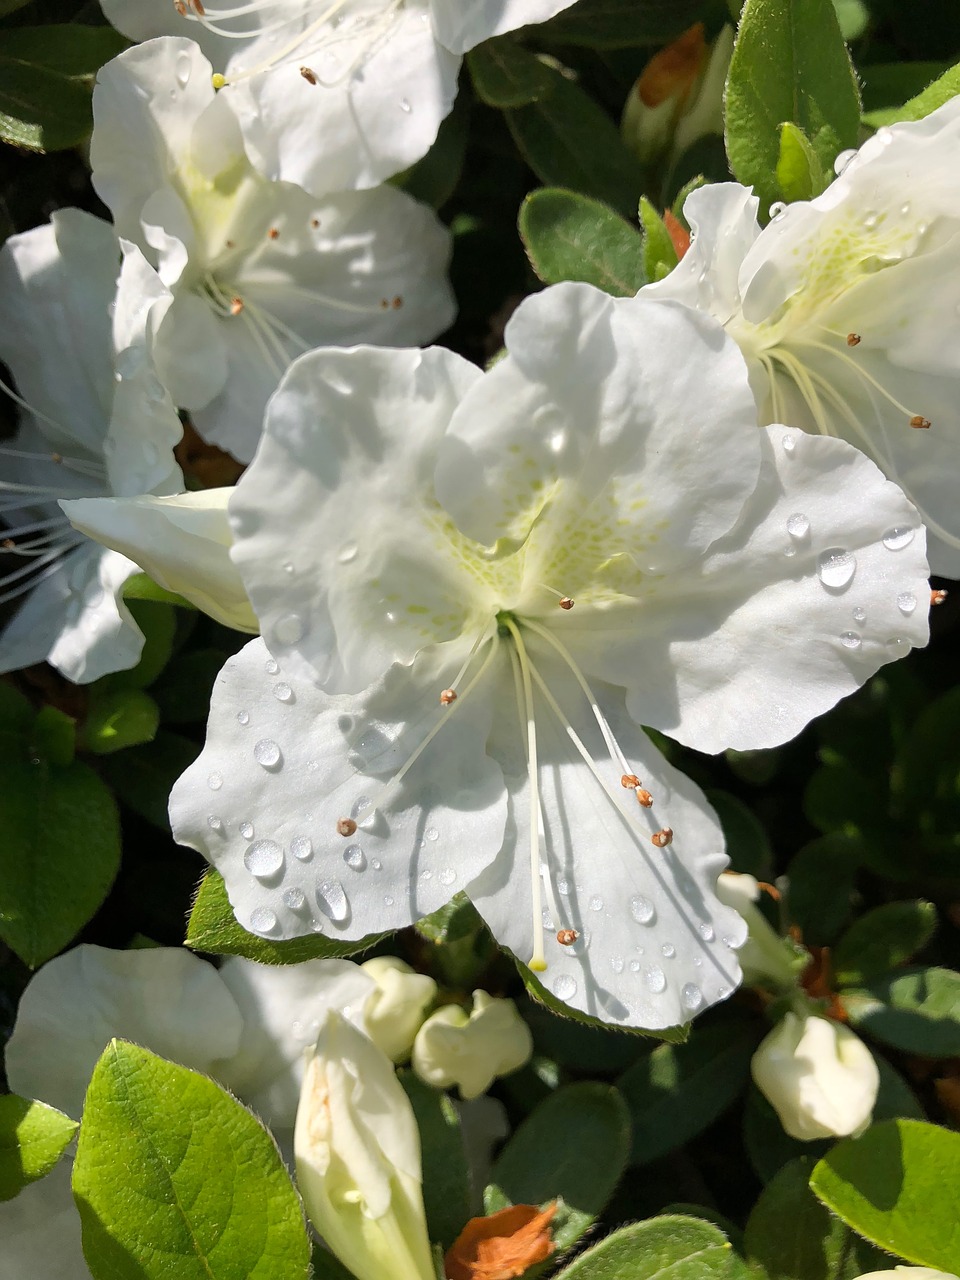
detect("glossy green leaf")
[30,705,76,767]
[400,1072,470,1250]
[100,598,178,691]
[100,730,198,830]
[638,195,678,282]
[832,901,937,987]
[0,25,127,77]
[706,790,773,878]
[553,1215,749,1280]
[840,967,960,1057]
[859,61,950,113]
[187,868,388,963]
[120,570,195,609]
[485,1083,630,1252]
[81,688,161,755]
[725,0,861,214]
[72,1041,312,1280]
[467,37,553,107]
[810,1119,960,1270]
[787,835,860,945]
[0,59,91,152]
[776,122,825,201]
[863,60,960,128]
[618,1020,758,1165]
[519,187,645,295]
[0,1095,78,1202]
[539,0,704,48]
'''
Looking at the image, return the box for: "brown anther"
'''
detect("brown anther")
[229,296,244,316]
[310,217,320,229]
[620,773,641,789]
[758,879,782,902]
[380,298,390,309]
[268,227,280,240]
[635,788,653,807]
[336,817,357,837]
[440,688,457,705]
[910,415,931,429]
[50,452,63,464]
[846,332,861,347]
[392,295,403,309]
[558,596,574,610]
[2,538,15,549]
[174,0,187,14]
[932,588,948,606]
[225,239,236,249]
[651,827,673,848]
[192,0,205,14]
[556,929,579,946]
[300,66,318,85]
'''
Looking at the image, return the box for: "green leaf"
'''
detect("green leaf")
[187,868,388,963]
[72,1041,311,1280]
[705,790,773,878]
[859,62,950,114]
[724,0,861,215]
[81,688,161,755]
[840,967,960,1057]
[153,648,232,724]
[539,0,705,49]
[832,0,868,41]
[399,1072,470,1250]
[744,1156,889,1280]
[638,196,678,283]
[0,45,95,153]
[810,1119,960,1270]
[863,61,960,128]
[552,1215,748,1280]
[0,682,34,733]
[100,730,199,830]
[618,1020,758,1166]
[787,835,860,945]
[100,598,178,691]
[467,37,553,107]
[504,64,643,217]
[519,187,645,295]
[0,1095,78,1202]
[485,1083,630,1253]
[0,752,120,967]
[776,121,825,201]
[120,570,195,609]
[30,705,76,767]
[832,901,937,988]
[0,25,128,77]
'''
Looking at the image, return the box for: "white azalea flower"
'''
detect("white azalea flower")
[0,211,184,682]
[642,95,960,577]
[96,2,578,197]
[90,37,456,462]
[169,283,929,1030]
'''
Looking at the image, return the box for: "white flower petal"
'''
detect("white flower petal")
[169,637,509,942]
[429,0,578,54]
[43,547,147,684]
[153,288,230,410]
[0,1160,89,1280]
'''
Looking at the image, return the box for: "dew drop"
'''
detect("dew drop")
[244,839,283,877]
[207,772,223,791]
[282,886,305,910]
[781,430,799,453]
[175,50,192,87]
[883,525,915,551]
[552,974,577,1000]
[541,910,555,929]
[681,983,703,1010]
[249,906,277,935]
[273,681,293,702]
[273,613,304,645]
[384,894,395,906]
[589,895,603,911]
[343,844,366,870]
[786,512,810,539]
[886,636,911,657]
[316,878,348,921]
[897,591,917,615]
[419,869,433,881]
[254,738,281,767]
[351,794,371,820]
[840,631,862,650]
[439,868,456,885]
[239,821,254,840]
[834,147,857,175]
[425,827,439,842]
[399,96,412,112]
[264,658,280,675]
[629,958,642,973]
[661,942,676,958]
[610,955,624,973]
[237,710,250,726]
[645,965,667,994]
[557,878,571,896]
[852,606,867,622]
[817,547,856,589]
[207,815,222,831]
[338,542,358,564]
[291,835,313,861]
[282,562,294,575]
[114,345,144,381]
[769,201,787,220]
[630,896,655,924]
[371,859,382,870]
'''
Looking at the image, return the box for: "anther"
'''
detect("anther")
[310,217,320,229]
[439,688,457,705]
[556,929,579,946]
[558,596,575,610]
[268,227,280,240]
[909,415,931,429]
[392,295,403,309]
[932,588,948,606]
[846,333,861,347]
[211,72,225,90]
[229,296,244,316]
[192,0,205,14]
[635,788,653,807]
[174,0,187,13]
[300,66,318,85]
[2,538,14,549]
[380,298,390,309]
[620,773,640,788]
[651,827,673,848]
[336,817,357,837]
[50,453,63,464]
[225,239,236,249]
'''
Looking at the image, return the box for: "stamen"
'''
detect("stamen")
[300,66,318,84]
[558,597,575,610]
[504,628,547,973]
[439,688,457,705]
[795,334,929,427]
[910,415,931,429]
[336,818,357,837]
[846,333,861,346]
[230,296,244,316]
[556,929,578,946]
[652,828,673,847]
[932,588,948,606]
[268,227,280,240]
[620,773,640,788]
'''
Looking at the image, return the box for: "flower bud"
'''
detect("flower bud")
[751,1011,880,1141]
[411,991,533,1100]
[716,872,806,992]
[359,957,438,1062]
[295,1011,435,1280]
[855,1270,959,1280]
[621,23,733,168]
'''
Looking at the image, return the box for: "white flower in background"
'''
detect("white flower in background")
[90,37,456,462]
[169,283,928,1030]
[715,872,807,992]
[412,990,533,1099]
[62,488,257,633]
[96,1,578,197]
[0,211,184,683]
[856,1271,960,1280]
[360,956,438,1061]
[642,95,960,577]
[296,1011,435,1280]
[751,1010,880,1141]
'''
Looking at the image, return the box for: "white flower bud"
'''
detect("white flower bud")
[359,957,438,1062]
[295,1011,434,1280]
[856,1270,959,1280]
[411,991,533,1100]
[716,872,806,992]
[751,1012,880,1141]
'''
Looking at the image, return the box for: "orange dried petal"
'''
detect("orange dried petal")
[445,1202,557,1280]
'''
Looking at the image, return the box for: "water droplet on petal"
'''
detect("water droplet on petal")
[589,895,603,911]
[439,868,456,886]
[237,710,250,726]
[244,839,283,877]
[207,815,222,831]
[115,345,144,381]
[207,772,223,791]
[351,795,371,820]
[383,894,395,906]
[249,906,277,935]
[343,844,366,870]
[273,613,304,645]
[371,859,382,870]
[425,827,439,842]
[698,922,714,941]
[316,878,348,921]
[399,96,412,112]
[645,965,666,993]
[175,50,192,87]
[557,878,571,896]
[769,201,787,220]
[338,542,358,564]
[282,886,305,910]
[834,147,857,175]
[817,547,856,589]
[610,955,624,973]
[883,526,915,551]
[786,512,810,540]
[265,658,279,675]
[552,974,577,1000]
[291,835,313,861]
[661,942,676,958]
[897,591,917,615]
[886,636,911,657]
[781,430,799,453]
[840,631,862,650]
[254,738,281,767]
[239,821,254,840]
[629,958,642,972]
[681,983,703,1010]
[273,681,293,702]
[630,896,655,924]
[852,606,867,622]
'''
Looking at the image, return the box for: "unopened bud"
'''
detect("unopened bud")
[412,991,533,1100]
[359,957,437,1062]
